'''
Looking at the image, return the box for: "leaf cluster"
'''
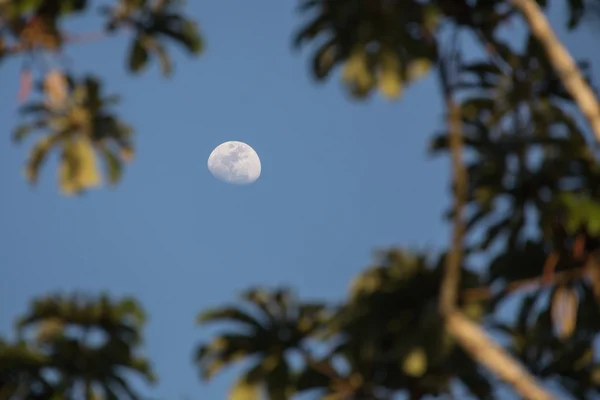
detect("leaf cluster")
[0,293,155,400]
[194,251,492,400]
[1,0,203,195]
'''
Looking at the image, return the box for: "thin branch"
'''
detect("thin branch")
[438,28,466,316]
[462,264,587,302]
[510,0,600,142]
[439,96,466,314]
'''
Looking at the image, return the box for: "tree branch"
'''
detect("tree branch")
[447,311,556,400]
[437,27,466,315]
[439,94,466,314]
[510,0,600,141]
[436,28,557,400]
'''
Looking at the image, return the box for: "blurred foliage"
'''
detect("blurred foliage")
[14,75,133,195]
[1,0,203,195]
[196,288,328,399]
[293,0,438,99]
[0,293,155,400]
[3,0,600,399]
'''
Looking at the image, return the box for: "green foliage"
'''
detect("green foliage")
[492,281,600,396]
[191,251,491,399]
[14,75,133,195]
[100,0,203,76]
[4,0,600,399]
[431,35,600,252]
[0,293,155,400]
[195,287,328,399]
[1,0,202,194]
[293,0,438,100]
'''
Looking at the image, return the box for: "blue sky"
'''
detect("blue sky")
[1,1,598,399]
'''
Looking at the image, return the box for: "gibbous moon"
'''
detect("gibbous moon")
[207,141,261,185]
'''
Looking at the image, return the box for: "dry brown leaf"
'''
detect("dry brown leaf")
[551,286,578,340]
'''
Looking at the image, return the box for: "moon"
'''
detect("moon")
[207,141,261,185]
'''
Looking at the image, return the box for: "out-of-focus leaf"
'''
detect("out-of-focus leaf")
[196,307,263,330]
[378,48,403,99]
[35,317,64,343]
[312,37,339,80]
[229,376,262,400]
[551,286,578,340]
[402,347,427,377]
[128,37,150,73]
[153,40,172,77]
[265,360,291,400]
[342,48,374,98]
[58,137,101,195]
[161,19,203,54]
[406,58,433,82]
[566,0,585,29]
[13,120,47,143]
[44,69,68,110]
[100,146,122,185]
[25,135,58,183]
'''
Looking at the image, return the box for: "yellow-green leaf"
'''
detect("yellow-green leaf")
[59,138,101,195]
[100,147,122,185]
[25,135,56,183]
[406,58,432,82]
[402,347,427,377]
[378,49,403,99]
[342,48,374,96]
[229,377,262,400]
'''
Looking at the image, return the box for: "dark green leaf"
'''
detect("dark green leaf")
[128,37,150,73]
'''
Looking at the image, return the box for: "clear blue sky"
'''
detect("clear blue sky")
[1,1,598,399]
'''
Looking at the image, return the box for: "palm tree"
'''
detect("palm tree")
[100,0,203,77]
[195,287,327,399]
[0,338,52,400]
[13,75,134,195]
[293,0,436,99]
[1,293,156,400]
